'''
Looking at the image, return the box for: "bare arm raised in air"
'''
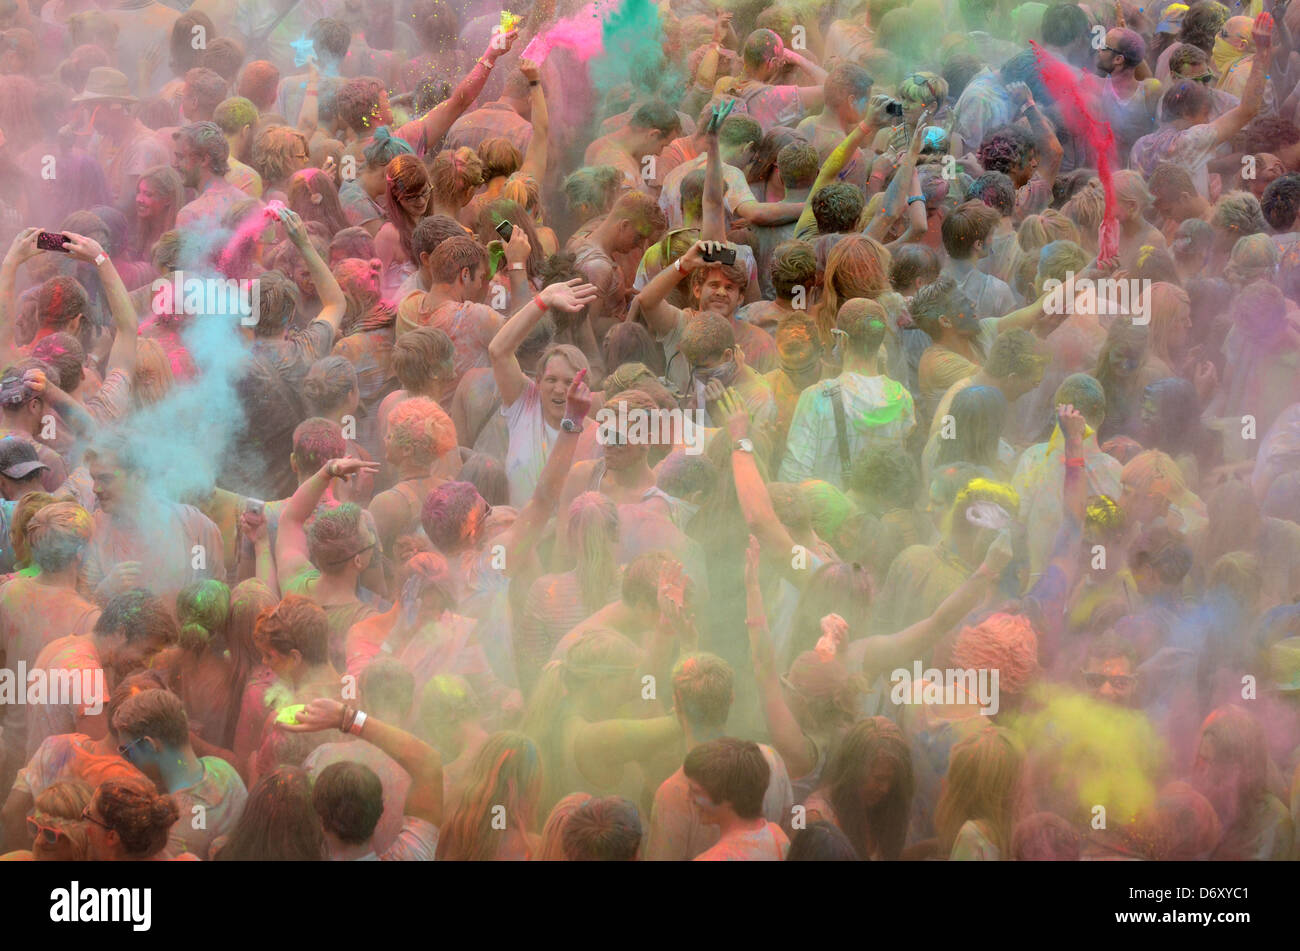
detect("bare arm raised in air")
[284,698,443,826]
[275,458,381,589]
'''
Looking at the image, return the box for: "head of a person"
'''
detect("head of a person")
[671,652,734,736]
[427,235,489,303]
[935,724,1025,857]
[897,70,948,125]
[216,766,324,861]
[289,417,345,481]
[529,342,586,429]
[1229,279,1287,342]
[968,171,1016,219]
[977,126,1037,190]
[438,732,544,860]
[1082,633,1140,705]
[22,499,91,574]
[111,687,192,781]
[740,28,785,80]
[1128,522,1194,594]
[1148,162,1202,224]
[1162,79,1213,126]
[1042,0,1092,58]
[811,181,864,235]
[1181,1,1230,52]
[716,114,763,172]
[889,243,940,297]
[0,434,45,499]
[679,312,739,390]
[625,100,681,159]
[910,275,979,340]
[92,589,178,681]
[334,76,392,136]
[309,16,350,67]
[823,62,874,125]
[561,796,642,860]
[85,777,179,861]
[421,481,491,554]
[1193,705,1267,827]
[392,325,455,394]
[683,736,770,826]
[384,396,456,471]
[604,190,668,257]
[252,124,309,186]
[1011,812,1081,860]
[428,146,485,211]
[1053,372,1106,432]
[254,594,330,680]
[820,717,914,860]
[307,502,376,578]
[313,761,383,848]
[171,120,229,188]
[1097,27,1146,76]
[25,780,92,861]
[536,792,593,860]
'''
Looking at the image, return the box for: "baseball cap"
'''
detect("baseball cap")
[0,437,48,480]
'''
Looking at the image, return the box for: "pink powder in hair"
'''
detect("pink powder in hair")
[218,202,279,275]
[522,0,613,62]
[1030,42,1119,260]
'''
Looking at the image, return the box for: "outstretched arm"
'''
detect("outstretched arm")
[65,232,138,378]
[408,30,519,148]
[489,273,598,409]
[518,59,549,182]
[276,458,381,584]
[284,698,443,826]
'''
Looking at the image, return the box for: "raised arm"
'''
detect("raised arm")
[701,102,730,242]
[866,110,929,242]
[634,238,717,337]
[1008,82,1062,189]
[795,97,888,237]
[784,48,828,113]
[275,458,380,584]
[720,388,798,560]
[744,536,817,778]
[284,698,444,826]
[856,534,1010,682]
[489,274,598,408]
[413,29,519,148]
[275,206,346,335]
[518,59,549,182]
[0,227,40,358]
[1209,12,1274,146]
[65,232,138,378]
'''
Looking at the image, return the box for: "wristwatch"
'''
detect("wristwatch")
[733,438,753,453]
[561,417,581,433]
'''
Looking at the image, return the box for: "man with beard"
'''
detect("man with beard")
[1096,28,1162,156]
[636,239,778,418]
[173,121,247,230]
[79,68,170,204]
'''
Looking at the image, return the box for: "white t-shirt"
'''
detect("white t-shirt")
[502,380,561,508]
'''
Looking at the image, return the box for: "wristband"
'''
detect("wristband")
[528,79,540,87]
[476,56,493,70]
[906,195,925,205]
[1064,457,1085,468]
[509,262,525,271]
[339,704,355,732]
[533,293,547,311]
[674,257,685,274]
[349,710,367,736]
[93,252,108,267]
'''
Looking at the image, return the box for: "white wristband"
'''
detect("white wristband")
[349,710,367,736]
[93,253,107,267]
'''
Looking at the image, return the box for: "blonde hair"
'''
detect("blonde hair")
[1144,282,1190,367]
[935,725,1024,858]
[567,492,620,612]
[387,396,457,465]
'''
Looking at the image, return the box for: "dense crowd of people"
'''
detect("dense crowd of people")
[0,0,1298,862]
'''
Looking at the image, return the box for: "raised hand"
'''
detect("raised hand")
[540,276,599,312]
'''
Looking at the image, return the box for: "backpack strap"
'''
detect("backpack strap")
[824,380,852,485]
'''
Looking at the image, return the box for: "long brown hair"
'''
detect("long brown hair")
[384,153,430,259]
[435,732,544,861]
[819,717,913,859]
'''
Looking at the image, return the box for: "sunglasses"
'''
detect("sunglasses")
[27,817,67,846]
[1083,671,1136,690]
[1190,72,1213,83]
[324,541,376,566]
[80,805,112,831]
[118,736,149,758]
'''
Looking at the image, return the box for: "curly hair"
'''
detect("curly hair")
[95,777,179,858]
[977,125,1034,177]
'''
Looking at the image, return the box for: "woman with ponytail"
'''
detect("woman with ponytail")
[515,492,622,695]
[428,146,485,227]
[330,256,399,441]
[435,731,544,860]
[172,579,233,750]
[519,628,681,815]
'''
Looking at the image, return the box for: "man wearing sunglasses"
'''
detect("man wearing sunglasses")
[1081,635,1140,707]
[1096,28,1163,155]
